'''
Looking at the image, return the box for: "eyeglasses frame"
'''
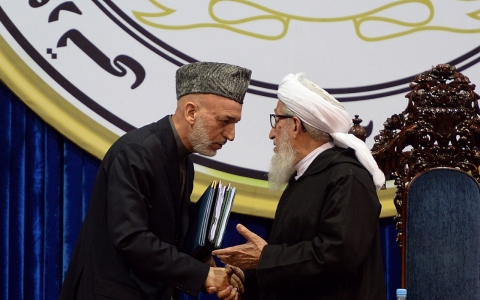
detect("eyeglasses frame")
[270,114,307,132]
[270,114,293,128]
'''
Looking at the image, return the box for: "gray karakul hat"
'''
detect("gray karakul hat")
[176,62,252,104]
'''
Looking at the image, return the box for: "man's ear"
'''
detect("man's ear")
[184,101,197,125]
[291,117,302,137]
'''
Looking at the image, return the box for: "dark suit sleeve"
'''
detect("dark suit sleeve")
[242,269,260,300]
[256,171,381,289]
[107,142,209,296]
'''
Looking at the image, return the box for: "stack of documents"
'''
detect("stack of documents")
[183,180,236,261]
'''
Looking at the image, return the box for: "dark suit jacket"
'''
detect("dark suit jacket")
[244,147,386,300]
[59,116,209,300]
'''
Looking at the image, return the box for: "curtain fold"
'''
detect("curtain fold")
[1,82,100,299]
[0,81,400,300]
[44,125,63,298]
[0,83,10,297]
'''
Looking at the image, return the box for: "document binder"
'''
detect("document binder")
[183,180,236,261]
[208,182,228,243]
[215,186,236,248]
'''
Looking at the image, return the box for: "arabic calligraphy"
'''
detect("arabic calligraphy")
[31,1,146,89]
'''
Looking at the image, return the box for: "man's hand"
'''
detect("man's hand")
[226,264,245,293]
[204,267,240,300]
[204,267,230,293]
[215,286,239,300]
[212,224,267,269]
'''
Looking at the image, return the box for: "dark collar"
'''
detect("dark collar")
[300,146,364,179]
[168,115,190,161]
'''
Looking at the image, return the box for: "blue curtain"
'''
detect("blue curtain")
[0,81,400,300]
[0,82,99,300]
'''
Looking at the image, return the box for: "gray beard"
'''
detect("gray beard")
[268,128,297,191]
[188,117,216,157]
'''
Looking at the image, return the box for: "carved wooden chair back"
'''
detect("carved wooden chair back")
[370,64,480,298]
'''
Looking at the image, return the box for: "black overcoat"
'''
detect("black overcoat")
[59,116,209,300]
[244,147,386,300]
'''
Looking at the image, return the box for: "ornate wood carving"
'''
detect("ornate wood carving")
[371,64,480,252]
[348,115,367,142]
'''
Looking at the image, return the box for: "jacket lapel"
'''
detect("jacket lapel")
[156,118,185,245]
[181,157,195,239]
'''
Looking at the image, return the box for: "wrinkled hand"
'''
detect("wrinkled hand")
[212,224,267,269]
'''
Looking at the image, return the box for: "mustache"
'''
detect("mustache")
[214,139,227,145]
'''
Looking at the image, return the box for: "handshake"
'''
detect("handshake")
[203,224,268,300]
[204,265,244,300]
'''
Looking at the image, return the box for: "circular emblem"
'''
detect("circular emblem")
[2,1,480,216]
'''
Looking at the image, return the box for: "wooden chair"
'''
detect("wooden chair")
[370,64,480,299]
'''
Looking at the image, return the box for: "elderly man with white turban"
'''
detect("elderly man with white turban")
[213,73,386,300]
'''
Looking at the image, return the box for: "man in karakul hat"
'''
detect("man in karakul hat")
[213,73,387,299]
[60,62,251,300]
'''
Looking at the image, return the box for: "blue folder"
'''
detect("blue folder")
[183,180,236,262]
[183,181,217,261]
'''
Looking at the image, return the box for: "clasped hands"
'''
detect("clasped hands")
[204,224,267,299]
[204,265,244,300]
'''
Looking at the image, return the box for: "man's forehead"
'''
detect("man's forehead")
[210,100,242,120]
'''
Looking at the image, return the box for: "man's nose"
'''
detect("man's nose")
[224,124,235,141]
[269,127,276,140]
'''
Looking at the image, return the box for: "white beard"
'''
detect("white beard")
[268,126,297,191]
[188,116,216,157]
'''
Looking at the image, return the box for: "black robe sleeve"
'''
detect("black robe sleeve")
[107,142,209,296]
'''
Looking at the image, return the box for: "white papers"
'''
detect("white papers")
[208,182,226,242]
[215,187,236,248]
[185,180,237,260]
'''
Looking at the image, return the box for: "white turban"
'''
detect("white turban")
[277,73,385,190]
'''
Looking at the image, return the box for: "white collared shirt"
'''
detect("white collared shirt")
[294,141,335,180]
